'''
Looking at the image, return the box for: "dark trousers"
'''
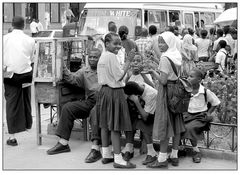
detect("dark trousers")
[4,75,32,134]
[89,105,101,142]
[55,99,95,140]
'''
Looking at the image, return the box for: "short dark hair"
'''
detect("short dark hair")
[118,25,129,40]
[188,28,194,35]
[141,28,148,37]
[12,16,25,29]
[104,32,119,46]
[210,27,216,35]
[108,21,117,33]
[149,25,157,35]
[216,29,224,37]
[166,26,174,33]
[89,48,101,57]
[123,81,143,96]
[223,25,230,35]
[200,29,208,39]
[218,40,227,48]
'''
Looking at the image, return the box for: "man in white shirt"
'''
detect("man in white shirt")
[212,29,228,52]
[3,16,35,146]
[36,19,43,32]
[30,18,38,37]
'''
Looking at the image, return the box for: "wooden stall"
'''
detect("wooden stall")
[33,37,90,145]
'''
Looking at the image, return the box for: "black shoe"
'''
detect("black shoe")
[85,149,102,163]
[102,158,114,164]
[147,160,168,168]
[122,151,134,161]
[167,157,179,166]
[113,161,136,169]
[47,142,70,155]
[142,155,157,165]
[6,138,18,146]
[192,151,201,163]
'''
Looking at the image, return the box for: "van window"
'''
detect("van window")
[79,9,141,39]
[184,13,194,29]
[148,10,167,33]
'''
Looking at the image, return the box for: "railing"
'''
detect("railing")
[205,122,237,152]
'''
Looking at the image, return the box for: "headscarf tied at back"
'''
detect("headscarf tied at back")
[182,34,197,51]
[160,31,182,66]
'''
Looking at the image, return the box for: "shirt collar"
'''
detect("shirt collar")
[12,29,24,33]
[193,84,205,97]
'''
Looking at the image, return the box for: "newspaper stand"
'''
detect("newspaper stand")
[33,37,89,145]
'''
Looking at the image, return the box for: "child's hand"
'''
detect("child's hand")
[206,112,214,122]
[127,49,136,62]
[128,95,139,103]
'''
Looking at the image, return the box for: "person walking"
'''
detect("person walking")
[30,18,38,37]
[3,16,35,146]
[46,48,101,155]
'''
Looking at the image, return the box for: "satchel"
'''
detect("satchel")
[166,57,193,114]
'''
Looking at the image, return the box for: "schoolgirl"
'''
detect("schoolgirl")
[97,32,136,168]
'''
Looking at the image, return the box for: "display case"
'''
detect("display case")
[33,37,89,145]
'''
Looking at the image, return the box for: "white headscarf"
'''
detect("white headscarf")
[182,34,197,51]
[160,31,182,66]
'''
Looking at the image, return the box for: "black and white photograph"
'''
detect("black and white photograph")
[1,0,238,172]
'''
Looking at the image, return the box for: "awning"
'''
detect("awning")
[214,7,237,26]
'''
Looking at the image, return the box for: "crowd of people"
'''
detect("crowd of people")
[4,16,237,169]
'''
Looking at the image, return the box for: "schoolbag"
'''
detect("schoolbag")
[203,87,212,110]
[166,57,193,114]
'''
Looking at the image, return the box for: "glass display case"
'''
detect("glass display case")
[33,37,89,145]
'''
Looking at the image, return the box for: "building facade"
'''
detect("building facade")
[3,2,85,34]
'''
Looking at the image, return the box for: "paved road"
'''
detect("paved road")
[2,111,237,171]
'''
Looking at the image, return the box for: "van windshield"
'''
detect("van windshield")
[79,9,141,38]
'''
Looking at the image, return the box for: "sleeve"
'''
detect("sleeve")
[206,89,221,107]
[109,54,124,81]
[215,52,224,64]
[63,66,84,88]
[144,94,157,114]
[158,57,171,75]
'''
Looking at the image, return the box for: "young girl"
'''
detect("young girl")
[147,31,185,168]
[97,32,136,168]
[182,68,220,163]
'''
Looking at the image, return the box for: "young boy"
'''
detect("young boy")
[182,68,220,163]
[123,81,158,165]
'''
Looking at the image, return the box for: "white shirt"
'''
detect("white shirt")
[139,82,157,114]
[215,48,227,72]
[4,29,35,74]
[128,74,153,84]
[30,21,38,33]
[188,84,220,113]
[37,22,44,31]
[97,51,125,88]
[195,38,211,57]
[225,34,235,55]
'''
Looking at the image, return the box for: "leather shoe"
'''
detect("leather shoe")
[122,151,134,161]
[147,160,168,168]
[167,157,179,166]
[192,151,201,163]
[113,161,136,169]
[85,149,102,163]
[47,142,70,155]
[142,155,157,165]
[102,158,114,164]
[6,138,18,146]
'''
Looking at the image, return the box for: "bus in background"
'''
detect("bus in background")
[64,3,224,51]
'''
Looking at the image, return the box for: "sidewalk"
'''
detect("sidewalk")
[2,107,237,170]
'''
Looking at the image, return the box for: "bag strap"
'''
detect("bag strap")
[166,57,178,77]
[204,88,207,103]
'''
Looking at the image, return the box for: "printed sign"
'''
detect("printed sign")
[88,9,137,17]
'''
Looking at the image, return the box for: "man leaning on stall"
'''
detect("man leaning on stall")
[47,48,101,155]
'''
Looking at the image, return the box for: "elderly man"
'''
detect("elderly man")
[3,16,35,146]
[47,48,102,155]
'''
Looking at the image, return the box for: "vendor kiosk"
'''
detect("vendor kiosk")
[33,37,90,145]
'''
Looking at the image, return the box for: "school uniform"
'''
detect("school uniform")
[182,85,220,140]
[97,51,132,131]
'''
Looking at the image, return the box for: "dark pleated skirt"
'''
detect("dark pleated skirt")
[97,86,132,131]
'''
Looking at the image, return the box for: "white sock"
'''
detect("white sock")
[9,134,15,140]
[114,153,127,165]
[192,146,200,152]
[59,138,68,146]
[147,144,157,156]
[102,147,113,158]
[170,149,178,158]
[125,143,134,153]
[91,144,100,151]
[158,152,167,162]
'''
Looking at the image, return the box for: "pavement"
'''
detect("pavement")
[2,105,238,171]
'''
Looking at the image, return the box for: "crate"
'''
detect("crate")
[196,61,216,70]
